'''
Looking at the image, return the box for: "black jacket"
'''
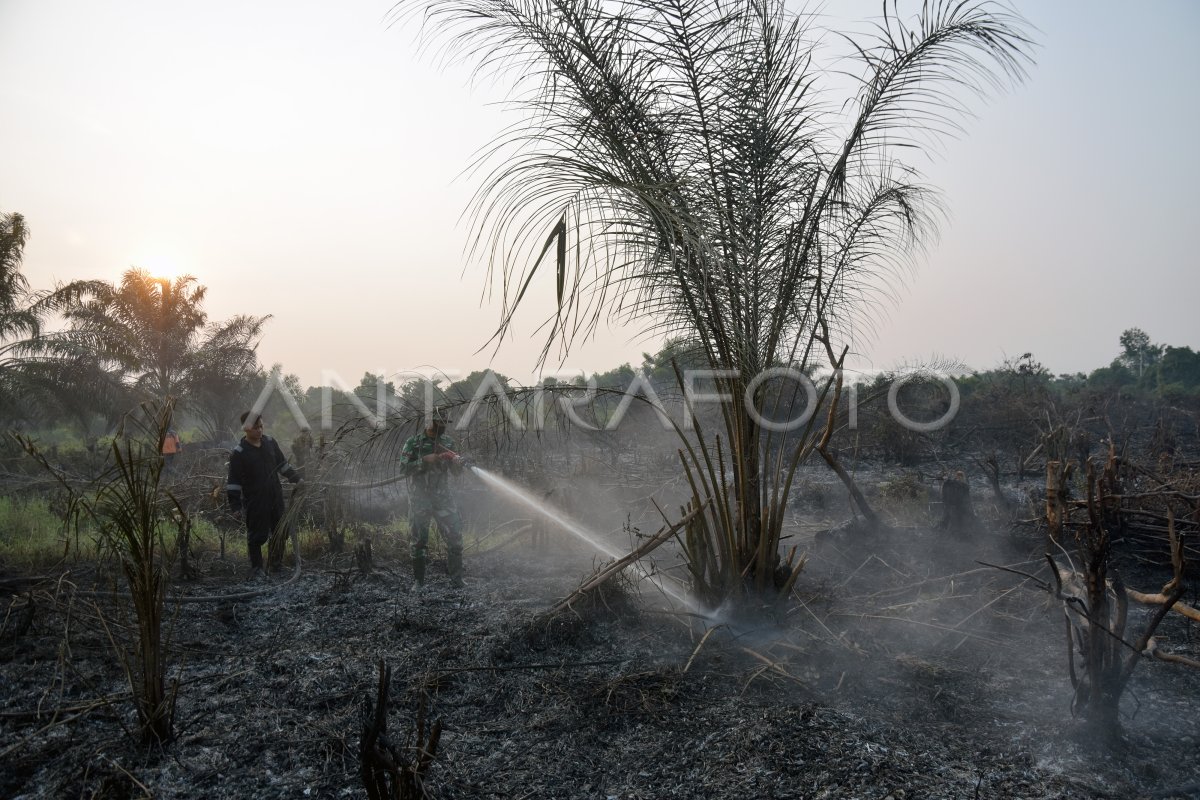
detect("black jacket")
[226,435,300,514]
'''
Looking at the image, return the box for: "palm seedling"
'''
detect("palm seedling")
[16,398,184,744]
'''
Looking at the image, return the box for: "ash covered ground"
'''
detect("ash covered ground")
[2,518,1198,800]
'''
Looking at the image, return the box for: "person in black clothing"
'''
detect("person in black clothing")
[227,412,302,577]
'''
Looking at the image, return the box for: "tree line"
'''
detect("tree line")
[5,208,1196,462]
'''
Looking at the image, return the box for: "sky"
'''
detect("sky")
[1,0,1197,389]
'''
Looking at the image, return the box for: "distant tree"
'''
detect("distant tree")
[65,268,269,422]
[355,372,399,408]
[443,370,513,405]
[1086,363,1136,391]
[1010,352,1050,380]
[956,353,1053,478]
[0,212,112,426]
[640,337,707,387]
[1155,345,1200,391]
[388,371,514,428]
[189,366,268,443]
[1118,328,1162,378]
[245,367,308,443]
[590,363,636,391]
[0,212,33,321]
[396,376,444,411]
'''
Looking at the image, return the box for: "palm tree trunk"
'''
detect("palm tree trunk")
[818,370,879,528]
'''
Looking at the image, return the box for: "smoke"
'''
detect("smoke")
[470,466,705,615]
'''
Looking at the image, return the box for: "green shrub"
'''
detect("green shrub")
[876,473,929,524]
[0,494,85,567]
[877,473,927,503]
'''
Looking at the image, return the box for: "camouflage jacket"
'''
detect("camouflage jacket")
[400,433,461,495]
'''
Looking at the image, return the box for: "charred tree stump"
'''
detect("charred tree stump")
[362,662,402,800]
[325,487,346,555]
[361,661,442,800]
[981,455,1005,507]
[175,513,197,580]
[355,537,374,575]
[938,471,978,534]
[1049,464,1188,740]
[208,482,230,560]
[1045,459,1074,544]
[1098,446,1124,537]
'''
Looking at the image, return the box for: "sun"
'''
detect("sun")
[133,251,188,282]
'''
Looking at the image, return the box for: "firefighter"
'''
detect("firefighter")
[401,412,467,588]
[162,428,182,472]
[227,412,303,578]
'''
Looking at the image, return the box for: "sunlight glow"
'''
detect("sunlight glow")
[133,251,188,282]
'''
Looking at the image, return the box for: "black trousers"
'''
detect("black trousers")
[245,501,285,568]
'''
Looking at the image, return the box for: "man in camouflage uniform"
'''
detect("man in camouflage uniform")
[401,414,466,588]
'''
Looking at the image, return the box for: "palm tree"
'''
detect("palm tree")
[65,268,269,429]
[0,212,112,426]
[0,212,34,326]
[397,0,1032,603]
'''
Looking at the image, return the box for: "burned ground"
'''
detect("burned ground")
[1,516,1198,800]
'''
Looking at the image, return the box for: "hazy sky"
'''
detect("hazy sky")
[1,0,1197,389]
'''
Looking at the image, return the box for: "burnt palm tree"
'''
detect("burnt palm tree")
[396,0,1032,603]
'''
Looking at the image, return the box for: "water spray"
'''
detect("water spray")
[469,466,709,617]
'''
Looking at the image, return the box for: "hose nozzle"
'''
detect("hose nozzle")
[436,448,472,468]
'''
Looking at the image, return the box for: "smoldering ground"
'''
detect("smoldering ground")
[2,430,1198,798]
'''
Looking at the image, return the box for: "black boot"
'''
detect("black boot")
[248,543,265,579]
[447,548,464,589]
[412,551,426,588]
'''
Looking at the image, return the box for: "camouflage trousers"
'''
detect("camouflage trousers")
[409,491,462,559]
